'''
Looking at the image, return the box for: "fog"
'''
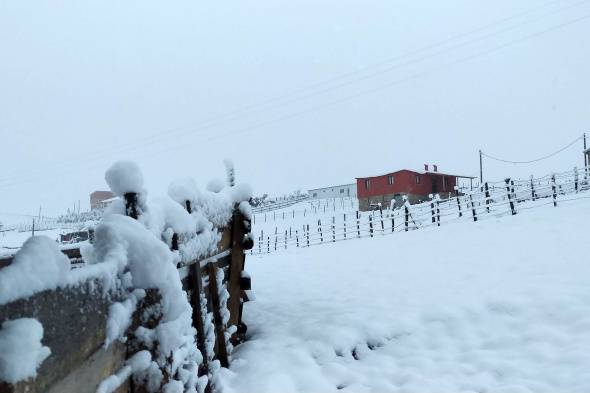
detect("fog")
[1,0,589,215]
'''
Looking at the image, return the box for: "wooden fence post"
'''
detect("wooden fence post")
[206,263,230,368]
[343,213,347,239]
[552,174,557,207]
[318,220,323,242]
[484,182,491,213]
[228,210,248,343]
[356,211,360,237]
[331,216,336,242]
[124,192,140,219]
[574,167,579,193]
[379,205,384,233]
[306,224,310,247]
[267,236,270,253]
[369,214,374,237]
[430,194,436,224]
[284,230,287,249]
[391,210,395,233]
[404,205,409,232]
[530,175,536,201]
[296,230,299,247]
[469,193,477,222]
[435,195,441,226]
[455,187,462,217]
[505,178,516,215]
[188,263,210,379]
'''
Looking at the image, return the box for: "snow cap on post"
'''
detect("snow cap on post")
[206,178,225,193]
[168,178,199,213]
[105,161,145,219]
[105,160,145,197]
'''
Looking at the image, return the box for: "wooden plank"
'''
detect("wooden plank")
[206,263,229,368]
[226,212,245,341]
[0,280,125,393]
[188,263,210,377]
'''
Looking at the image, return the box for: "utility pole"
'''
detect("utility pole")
[584,132,587,168]
[479,149,483,184]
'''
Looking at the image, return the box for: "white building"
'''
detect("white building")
[308,183,357,200]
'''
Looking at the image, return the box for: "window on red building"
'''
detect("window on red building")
[415,175,421,184]
[388,175,394,185]
[364,179,370,189]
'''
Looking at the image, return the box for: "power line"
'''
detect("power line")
[482,135,583,164]
[0,0,589,184]
[1,11,590,189]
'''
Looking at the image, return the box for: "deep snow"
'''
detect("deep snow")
[220,197,590,393]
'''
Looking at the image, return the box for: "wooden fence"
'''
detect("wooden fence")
[252,166,590,254]
[0,203,253,393]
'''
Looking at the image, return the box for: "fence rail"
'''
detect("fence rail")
[0,204,253,393]
[252,166,590,255]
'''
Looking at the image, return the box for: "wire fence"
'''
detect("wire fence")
[251,165,590,255]
[252,196,358,223]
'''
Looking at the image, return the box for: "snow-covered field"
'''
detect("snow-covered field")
[220,197,590,393]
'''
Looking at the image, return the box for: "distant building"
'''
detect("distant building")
[308,183,357,200]
[356,165,474,211]
[90,191,115,210]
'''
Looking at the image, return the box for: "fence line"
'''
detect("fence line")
[251,166,590,255]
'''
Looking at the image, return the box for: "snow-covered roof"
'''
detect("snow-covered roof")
[307,183,356,192]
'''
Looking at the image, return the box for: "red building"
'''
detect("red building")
[90,190,115,210]
[356,165,473,211]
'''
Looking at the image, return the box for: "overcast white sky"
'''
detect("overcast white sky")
[1,0,589,216]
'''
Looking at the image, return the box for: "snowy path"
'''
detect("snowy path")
[220,199,590,393]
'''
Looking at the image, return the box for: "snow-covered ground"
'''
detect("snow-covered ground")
[220,197,590,393]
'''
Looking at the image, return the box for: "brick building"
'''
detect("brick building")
[90,190,115,210]
[356,165,474,211]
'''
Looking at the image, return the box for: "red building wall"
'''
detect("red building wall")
[357,170,457,199]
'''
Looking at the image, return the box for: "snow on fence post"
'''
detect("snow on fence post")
[318,219,323,242]
[206,263,230,368]
[469,192,478,222]
[404,208,409,232]
[379,204,384,233]
[505,178,516,215]
[484,182,491,213]
[435,194,441,226]
[454,186,462,217]
[552,174,558,207]
[530,175,536,201]
[186,240,212,379]
[429,194,436,224]
[356,211,361,237]
[369,214,374,237]
[332,216,336,242]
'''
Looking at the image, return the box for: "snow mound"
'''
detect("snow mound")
[0,236,70,305]
[105,161,145,197]
[206,178,225,193]
[168,178,200,207]
[0,318,51,384]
